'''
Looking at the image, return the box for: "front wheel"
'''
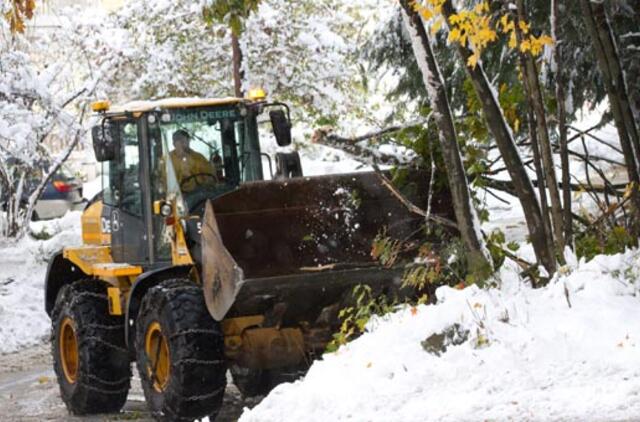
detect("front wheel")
[50,279,131,414]
[135,279,226,421]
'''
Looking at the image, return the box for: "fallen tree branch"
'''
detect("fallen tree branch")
[501,247,533,271]
[311,127,405,166]
[371,164,458,230]
[575,194,632,236]
[568,124,623,155]
[481,186,511,205]
[310,119,431,167]
[328,117,430,145]
[481,176,627,196]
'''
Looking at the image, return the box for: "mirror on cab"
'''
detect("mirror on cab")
[269,109,292,147]
[91,121,118,162]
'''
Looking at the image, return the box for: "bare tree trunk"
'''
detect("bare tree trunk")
[231,32,244,98]
[441,0,557,277]
[523,84,556,265]
[20,110,87,238]
[399,0,493,280]
[515,0,565,257]
[0,161,13,237]
[511,2,554,259]
[551,0,573,247]
[580,0,640,233]
[11,172,26,236]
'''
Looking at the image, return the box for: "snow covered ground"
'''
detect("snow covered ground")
[0,212,82,354]
[236,116,640,422]
[239,250,640,421]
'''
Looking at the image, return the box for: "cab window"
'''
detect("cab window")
[102,121,142,216]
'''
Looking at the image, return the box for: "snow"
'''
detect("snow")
[240,251,640,421]
[1,3,638,420]
[0,212,82,354]
[82,176,103,200]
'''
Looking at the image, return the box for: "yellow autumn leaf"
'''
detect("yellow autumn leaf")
[623,182,636,199]
[448,14,458,25]
[473,2,488,14]
[499,14,510,33]
[419,8,434,20]
[467,52,480,68]
[478,28,497,44]
[448,27,461,43]
[537,35,553,46]
[508,31,517,49]
[431,17,443,34]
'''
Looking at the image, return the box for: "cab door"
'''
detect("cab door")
[102,120,149,265]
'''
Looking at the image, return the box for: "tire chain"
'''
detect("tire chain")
[82,336,129,354]
[86,373,131,387]
[165,383,226,403]
[85,323,124,331]
[79,382,130,395]
[168,328,219,339]
[174,358,225,366]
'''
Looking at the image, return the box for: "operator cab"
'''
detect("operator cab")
[90,95,298,267]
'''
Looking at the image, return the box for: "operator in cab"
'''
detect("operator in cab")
[169,129,218,192]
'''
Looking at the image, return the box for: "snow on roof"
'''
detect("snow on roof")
[108,97,244,114]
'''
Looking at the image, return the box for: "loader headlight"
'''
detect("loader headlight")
[153,200,173,217]
[247,87,267,101]
[91,100,110,112]
[160,203,172,217]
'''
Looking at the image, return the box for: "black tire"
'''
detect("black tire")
[230,364,307,398]
[135,279,226,421]
[50,279,131,415]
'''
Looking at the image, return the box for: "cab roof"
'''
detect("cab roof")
[108,97,245,114]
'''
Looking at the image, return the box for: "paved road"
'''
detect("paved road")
[0,343,262,421]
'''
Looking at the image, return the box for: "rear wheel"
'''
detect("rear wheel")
[50,279,131,414]
[135,279,226,421]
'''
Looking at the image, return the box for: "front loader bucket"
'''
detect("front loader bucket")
[201,201,244,321]
[199,170,452,321]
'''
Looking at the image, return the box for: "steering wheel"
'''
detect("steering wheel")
[179,172,218,190]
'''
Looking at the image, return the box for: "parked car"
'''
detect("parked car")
[1,166,85,220]
[33,167,85,220]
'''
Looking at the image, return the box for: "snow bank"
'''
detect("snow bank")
[240,251,640,421]
[0,212,82,354]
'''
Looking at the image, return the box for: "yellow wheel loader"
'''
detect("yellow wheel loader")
[44,93,451,421]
